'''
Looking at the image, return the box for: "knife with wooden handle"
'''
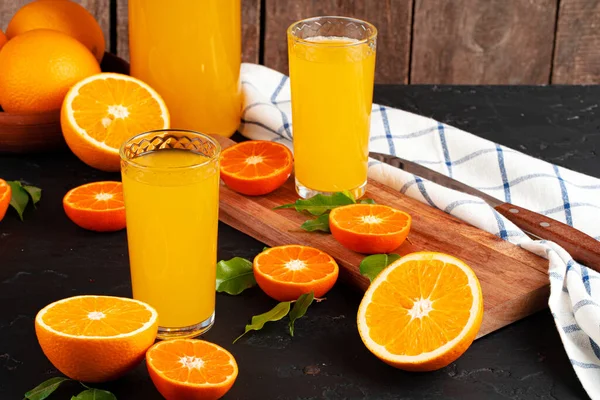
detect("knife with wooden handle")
[369,152,600,273]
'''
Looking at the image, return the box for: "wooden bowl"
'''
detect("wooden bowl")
[0,52,130,154]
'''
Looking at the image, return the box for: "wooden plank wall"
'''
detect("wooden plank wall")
[1,0,600,84]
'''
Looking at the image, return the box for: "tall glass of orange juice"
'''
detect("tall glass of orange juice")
[128,0,241,137]
[120,130,221,339]
[288,17,377,199]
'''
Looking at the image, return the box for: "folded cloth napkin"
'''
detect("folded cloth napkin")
[238,63,600,398]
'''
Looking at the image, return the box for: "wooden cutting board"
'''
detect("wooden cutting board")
[214,137,549,338]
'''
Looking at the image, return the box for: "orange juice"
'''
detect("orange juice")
[288,19,376,198]
[121,135,220,338]
[128,0,241,137]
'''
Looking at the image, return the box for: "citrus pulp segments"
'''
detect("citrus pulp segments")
[329,204,412,254]
[61,73,170,172]
[63,181,126,232]
[36,295,157,339]
[146,339,238,400]
[219,141,294,196]
[35,295,158,382]
[357,252,483,371]
[253,245,339,301]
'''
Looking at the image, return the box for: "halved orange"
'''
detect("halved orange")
[0,179,11,221]
[146,339,238,400]
[61,72,170,172]
[63,181,125,232]
[329,204,411,254]
[253,245,339,301]
[220,140,293,196]
[35,295,158,382]
[357,252,484,371]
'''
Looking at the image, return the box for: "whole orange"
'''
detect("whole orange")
[0,29,100,114]
[6,0,105,62]
[0,30,7,52]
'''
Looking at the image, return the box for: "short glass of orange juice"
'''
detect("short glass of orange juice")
[288,16,377,199]
[120,130,221,339]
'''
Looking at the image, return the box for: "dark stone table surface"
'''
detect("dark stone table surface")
[1,85,598,399]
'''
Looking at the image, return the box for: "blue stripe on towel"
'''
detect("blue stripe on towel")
[496,145,512,203]
[379,106,396,156]
[554,165,573,226]
[437,123,452,177]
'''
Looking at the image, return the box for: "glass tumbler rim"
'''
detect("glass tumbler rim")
[119,129,221,172]
[287,15,378,47]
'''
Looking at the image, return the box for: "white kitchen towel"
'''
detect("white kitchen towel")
[238,63,600,398]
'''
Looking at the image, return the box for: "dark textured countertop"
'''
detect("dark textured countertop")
[1,85,598,399]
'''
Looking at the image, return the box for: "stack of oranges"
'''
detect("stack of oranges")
[0,0,105,114]
[0,0,170,172]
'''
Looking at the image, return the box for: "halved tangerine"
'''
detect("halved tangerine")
[220,140,293,196]
[63,181,125,232]
[146,339,238,400]
[329,204,411,254]
[253,245,339,301]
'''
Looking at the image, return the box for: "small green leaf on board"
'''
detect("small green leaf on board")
[359,253,401,282]
[274,192,356,215]
[301,214,330,233]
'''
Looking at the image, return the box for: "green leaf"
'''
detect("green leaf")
[23,185,42,206]
[216,257,257,295]
[233,301,291,343]
[301,214,330,233]
[340,190,356,202]
[359,198,376,204]
[263,246,270,251]
[359,253,401,282]
[274,192,356,216]
[71,389,117,400]
[288,292,314,337]
[7,181,29,221]
[24,377,71,400]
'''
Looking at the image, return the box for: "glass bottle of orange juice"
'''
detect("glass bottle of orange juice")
[128,0,241,137]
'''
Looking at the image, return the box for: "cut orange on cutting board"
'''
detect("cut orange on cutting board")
[146,339,238,400]
[63,181,126,232]
[0,179,11,222]
[329,204,411,254]
[253,245,339,301]
[220,140,293,196]
[357,252,483,372]
[35,295,158,382]
[61,72,170,172]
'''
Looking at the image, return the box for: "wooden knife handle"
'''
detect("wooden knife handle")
[495,203,600,273]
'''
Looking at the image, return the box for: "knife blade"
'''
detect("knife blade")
[369,151,600,273]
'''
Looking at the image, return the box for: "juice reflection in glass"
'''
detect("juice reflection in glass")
[128,0,241,137]
[288,16,377,199]
[120,130,220,339]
